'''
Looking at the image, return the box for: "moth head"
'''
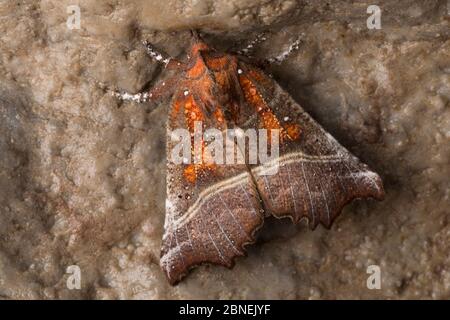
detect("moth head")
[189,29,210,58]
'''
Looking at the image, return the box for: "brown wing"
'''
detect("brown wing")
[236,63,385,229]
[161,92,264,285]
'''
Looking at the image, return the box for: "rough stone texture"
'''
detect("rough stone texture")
[0,0,449,299]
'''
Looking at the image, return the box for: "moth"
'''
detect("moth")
[113,31,385,285]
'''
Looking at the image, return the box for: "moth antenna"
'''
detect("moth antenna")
[111,73,180,111]
[80,73,149,103]
[110,89,150,103]
[237,31,269,56]
[265,35,304,64]
[142,40,172,66]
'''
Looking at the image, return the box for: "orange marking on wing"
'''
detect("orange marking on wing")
[205,56,228,71]
[170,96,184,120]
[181,95,219,184]
[183,162,217,184]
[183,95,204,132]
[247,68,271,87]
[285,123,302,140]
[239,74,302,143]
[184,164,197,184]
[239,75,284,136]
[213,70,231,90]
[196,76,216,113]
[187,58,206,79]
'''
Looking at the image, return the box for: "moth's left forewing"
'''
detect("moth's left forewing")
[162,92,264,285]
[237,63,385,229]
